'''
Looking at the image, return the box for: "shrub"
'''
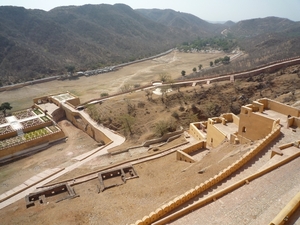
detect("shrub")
[171,111,179,120]
[101,92,109,97]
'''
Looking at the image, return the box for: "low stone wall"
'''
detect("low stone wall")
[133,124,281,225]
[182,141,206,154]
[176,150,195,163]
[142,130,184,147]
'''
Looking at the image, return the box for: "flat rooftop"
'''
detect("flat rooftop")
[51,93,75,103]
[255,109,288,126]
[214,122,238,139]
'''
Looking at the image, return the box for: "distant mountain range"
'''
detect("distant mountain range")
[0,3,300,85]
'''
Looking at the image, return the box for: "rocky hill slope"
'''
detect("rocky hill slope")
[1,4,300,86]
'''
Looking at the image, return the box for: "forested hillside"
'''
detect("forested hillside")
[1,4,300,86]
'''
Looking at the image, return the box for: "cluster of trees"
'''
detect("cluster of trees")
[181,64,203,77]
[210,56,230,67]
[178,36,237,52]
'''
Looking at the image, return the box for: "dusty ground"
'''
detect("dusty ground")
[0,51,299,224]
[0,139,249,225]
[0,51,227,111]
[0,120,97,194]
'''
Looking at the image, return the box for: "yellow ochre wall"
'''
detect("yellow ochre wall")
[64,109,111,144]
[206,118,227,147]
[189,122,206,141]
[238,106,275,141]
[259,98,300,117]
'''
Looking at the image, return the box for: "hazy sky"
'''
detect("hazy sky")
[1,0,300,22]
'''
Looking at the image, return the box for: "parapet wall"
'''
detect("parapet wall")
[258,98,300,117]
[134,124,281,225]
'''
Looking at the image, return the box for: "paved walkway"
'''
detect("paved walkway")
[0,104,126,210]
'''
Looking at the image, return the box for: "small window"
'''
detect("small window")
[242,127,246,132]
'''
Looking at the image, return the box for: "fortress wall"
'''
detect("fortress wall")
[153,146,299,225]
[134,125,281,225]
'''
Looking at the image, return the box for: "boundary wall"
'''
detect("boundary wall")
[79,56,300,108]
[133,124,281,225]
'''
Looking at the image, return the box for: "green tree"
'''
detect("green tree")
[210,61,213,67]
[66,65,75,75]
[193,67,197,73]
[0,102,13,117]
[198,64,202,70]
[222,56,230,64]
[214,59,220,65]
[181,70,186,76]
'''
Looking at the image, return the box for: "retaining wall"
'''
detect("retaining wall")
[64,109,111,144]
[0,129,65,159]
